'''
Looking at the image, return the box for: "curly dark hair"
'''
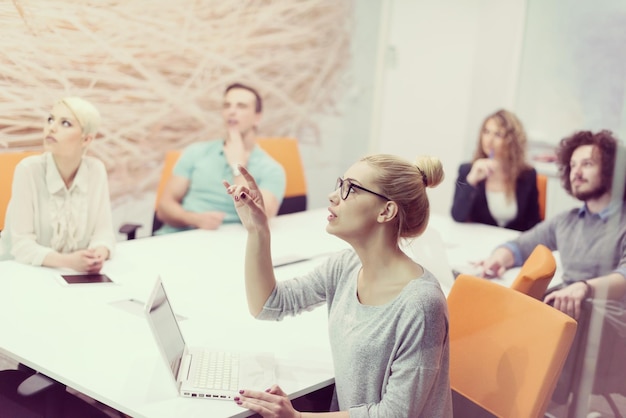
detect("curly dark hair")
[556,130,625,201]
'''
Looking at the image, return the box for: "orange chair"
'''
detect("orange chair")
[509,244,556,300]
[154,150,182,216]
[119,150,180,238]
[537,173,547,221]
[257,137,307,215]
[448,275,577,418]
[0,151,40,231]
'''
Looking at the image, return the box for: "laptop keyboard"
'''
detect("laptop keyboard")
[194,350,240,391]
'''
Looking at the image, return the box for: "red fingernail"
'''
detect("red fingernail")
[241,193,246,199]
[239,389,244,394]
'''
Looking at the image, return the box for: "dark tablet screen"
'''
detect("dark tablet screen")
[61,274,113,284]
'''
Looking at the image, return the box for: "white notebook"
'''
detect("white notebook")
[144,277,276,400]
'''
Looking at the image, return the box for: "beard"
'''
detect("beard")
[571,181,608,201]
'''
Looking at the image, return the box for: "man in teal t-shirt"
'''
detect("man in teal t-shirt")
[156,83,286,234]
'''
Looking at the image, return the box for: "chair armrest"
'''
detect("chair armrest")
[17,373,57,396]
[119,223,142,240]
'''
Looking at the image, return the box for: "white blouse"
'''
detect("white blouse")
[0,152,115,265]
[486,190,518,227]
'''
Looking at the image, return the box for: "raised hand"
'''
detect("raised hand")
[223,165,267,231]
[233,386,300,418]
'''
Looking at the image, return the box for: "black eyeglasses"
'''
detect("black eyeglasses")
[335,177,390,201]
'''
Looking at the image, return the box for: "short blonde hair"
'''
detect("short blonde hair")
[361,154,445,241]
[58,97,101,135]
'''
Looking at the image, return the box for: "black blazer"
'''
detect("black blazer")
[451,163,541,232]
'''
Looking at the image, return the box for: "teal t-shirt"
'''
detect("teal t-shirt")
[156,139,286,234]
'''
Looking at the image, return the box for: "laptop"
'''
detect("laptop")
[144,277,276,400]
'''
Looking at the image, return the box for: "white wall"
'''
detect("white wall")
[375,0,527,216]
[301,0,385,211]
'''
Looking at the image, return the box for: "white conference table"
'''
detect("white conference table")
[0,208,558,417]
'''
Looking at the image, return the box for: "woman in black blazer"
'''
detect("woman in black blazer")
[451,109,540,232]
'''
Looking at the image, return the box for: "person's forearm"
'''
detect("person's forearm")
[587,273,626,300]
[156,201,198,228]
[42,251,70,269]
[301,411,348,417]
[481,246,516,277]
[245,225,277,316]
[495,247,515,269]
[261,191,280,218]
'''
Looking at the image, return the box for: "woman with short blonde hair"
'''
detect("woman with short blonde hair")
[0,97,115,272]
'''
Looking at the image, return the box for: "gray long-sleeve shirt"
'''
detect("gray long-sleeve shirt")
[503,203,626,283]
[257,249,453,417]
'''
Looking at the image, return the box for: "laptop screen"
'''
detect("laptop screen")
[145,279,186,380]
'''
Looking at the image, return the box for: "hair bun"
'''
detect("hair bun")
[415,155,444,188]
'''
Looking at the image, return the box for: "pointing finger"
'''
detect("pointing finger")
[239,166,260,191]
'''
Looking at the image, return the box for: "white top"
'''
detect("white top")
[0,152,115,265]
[486,190,518,227]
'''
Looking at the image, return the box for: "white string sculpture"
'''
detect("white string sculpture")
[0,0,352,203]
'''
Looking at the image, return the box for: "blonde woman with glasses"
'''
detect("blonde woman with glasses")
[224,154,452,418]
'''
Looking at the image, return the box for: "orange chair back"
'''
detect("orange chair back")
[154,150,181,210]
[257,137,307,214]
[510,244,556,300]
[448,275,577,418]
[0,151,40,231]
[537,173,547,221]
